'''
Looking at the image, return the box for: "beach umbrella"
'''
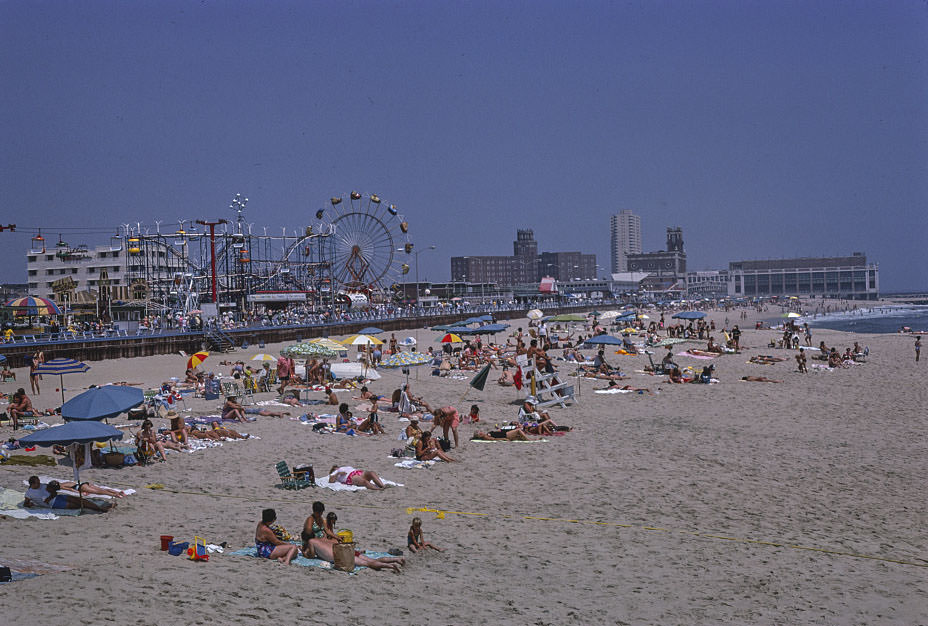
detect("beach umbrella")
[583,335,624,346]
[438,333,463,343]
[61,385,144,422]
[527,309,544,320]
[33,358,90,404]
[447,319,470,326]
[469,323,509,335]
[380,352,430,368]
[4,296,62,316]
[783,312,801,318]
[358,327,385,335]
[597,311,621,320]
[462,317,484,325]
[19,421,125,488]
[469,364,491,392]
[251,353,276,361]
[398,337,417,346]
[549,314,586,323]
[282,342,337,358]
[341,334,384,346]
[619,327,639,334]
[672,311,706,320]
[187,351,209,370]
[310,338,349,355]
[476,315,494,322]
[0,354,6,363]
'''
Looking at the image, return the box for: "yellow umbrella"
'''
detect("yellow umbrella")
[251,353,276,361]
[311,338,349,352]
[341,334,384,346]
[619,327,638,334]
[438,333,463,343]
[187,351,209,370]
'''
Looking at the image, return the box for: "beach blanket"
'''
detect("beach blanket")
[652,337,689,347]
[393,459,438,469]
[22,477,136,498]
[320,476,403,491]
[228,545,395,574]
[0,487,106,519]
[1,454,58,467]
[594,388,636,394]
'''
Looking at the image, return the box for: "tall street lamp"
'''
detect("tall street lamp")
[398,244,436,311]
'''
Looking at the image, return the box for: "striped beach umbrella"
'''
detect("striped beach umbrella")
[4,296,62,316]
[341,334,384,346]
[187,351,209,370]
[438,333,463,343]
[281,342,337,358]
[310,338,349,353]
[380,352,430,368]
[33,357,91,404]
[250,353,276,361]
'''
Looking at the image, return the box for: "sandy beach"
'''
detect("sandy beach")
[1,305,925,625]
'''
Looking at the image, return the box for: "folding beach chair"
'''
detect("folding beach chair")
[274,461,313,490]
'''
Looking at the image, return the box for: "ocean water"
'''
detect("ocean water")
[804,306,928,334]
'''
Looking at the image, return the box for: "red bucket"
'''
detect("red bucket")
[160,535,174,551]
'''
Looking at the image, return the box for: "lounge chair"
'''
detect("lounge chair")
[274,461,313,490]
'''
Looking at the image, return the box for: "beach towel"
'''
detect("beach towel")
[319,476,403,491]
[1,454,58,466]
[22,477,136,497]
[594,389,636,394]
[227,545,395,574]
[393,459,437,469]
[0,487,105,519]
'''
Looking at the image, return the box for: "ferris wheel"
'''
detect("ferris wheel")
[315,191,412,294]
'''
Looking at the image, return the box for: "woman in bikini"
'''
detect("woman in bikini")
[255,508,298,564]
[300,501,340,558]
[327,465,388,490]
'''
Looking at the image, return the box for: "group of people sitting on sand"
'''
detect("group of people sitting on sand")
[255,503,436,571]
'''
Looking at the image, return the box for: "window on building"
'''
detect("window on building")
[46,255,53,261]
[27,256,36,262]
[28,270,36,276]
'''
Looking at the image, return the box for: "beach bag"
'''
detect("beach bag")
[104,452,125,467]
[438,438,451,452]
[332,542,356,572]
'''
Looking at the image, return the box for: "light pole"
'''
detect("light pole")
[398,244,436,312]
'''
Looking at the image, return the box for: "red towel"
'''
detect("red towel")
[513,368,523,391]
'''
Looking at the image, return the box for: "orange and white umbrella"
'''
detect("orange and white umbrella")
[187,351,209,370]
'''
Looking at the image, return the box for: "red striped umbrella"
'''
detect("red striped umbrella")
[4,296,62,316]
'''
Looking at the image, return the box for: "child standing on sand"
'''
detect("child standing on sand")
[407,517,444,553]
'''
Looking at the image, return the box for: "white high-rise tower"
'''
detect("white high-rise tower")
[610,210,641,273]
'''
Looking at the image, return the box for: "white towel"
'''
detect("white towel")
[319,476,403,491]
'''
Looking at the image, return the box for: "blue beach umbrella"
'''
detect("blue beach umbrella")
[583,335,625,346]
[358,327,385,335]
[672,311,706,320]
[61,385,144,422]
[33,358,91,404]
[19,421,125,485]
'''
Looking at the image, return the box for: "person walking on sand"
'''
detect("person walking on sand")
[916,336,921,363]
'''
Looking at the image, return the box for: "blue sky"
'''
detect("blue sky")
[2,0,926,291]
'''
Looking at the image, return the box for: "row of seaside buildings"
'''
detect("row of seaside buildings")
[7,215,880,314]
[447,211,879,301]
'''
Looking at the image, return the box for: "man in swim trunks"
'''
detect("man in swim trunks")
[24,479,115,512]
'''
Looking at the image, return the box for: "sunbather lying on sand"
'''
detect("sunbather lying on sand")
[305,536,406,572]
[188,421,250,440]
[595,380,654,395]
[741,376,782,383]
[473,427,530,441]
[328,465,389,489]
[26,475,128,499]
[24,479,116,512]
